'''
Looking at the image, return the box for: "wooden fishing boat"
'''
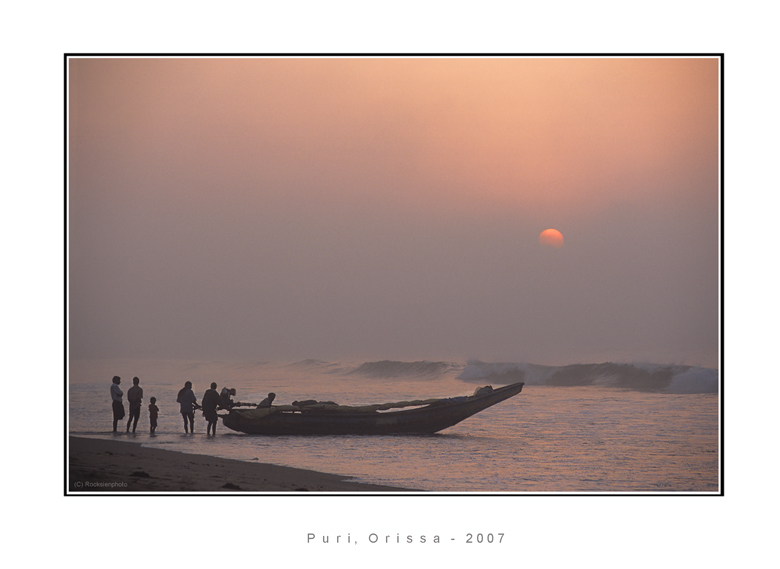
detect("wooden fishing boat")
[220,382,524,435]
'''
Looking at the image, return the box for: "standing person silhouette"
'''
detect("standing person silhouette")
[176,381,198,434]
[148,397,159,435]
[126,377,143,433]
[110,376,124,433]
[201,382,220,436]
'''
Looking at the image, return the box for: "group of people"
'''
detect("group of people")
[110,375,270,436]
[110,376,153,433]
[177,381,236,436]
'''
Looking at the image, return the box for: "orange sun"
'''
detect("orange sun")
[539,228,564,248]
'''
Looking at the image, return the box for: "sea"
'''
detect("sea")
[68,358,720,493]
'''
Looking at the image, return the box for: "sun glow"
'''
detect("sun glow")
[539,228,564,248]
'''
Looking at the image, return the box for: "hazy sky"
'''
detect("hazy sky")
[68,57,719,367]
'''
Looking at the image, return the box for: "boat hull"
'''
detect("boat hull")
[221,382,524,435]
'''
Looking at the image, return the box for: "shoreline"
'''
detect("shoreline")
[68,436,414,493]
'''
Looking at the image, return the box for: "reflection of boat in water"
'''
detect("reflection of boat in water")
[220,382,524,435]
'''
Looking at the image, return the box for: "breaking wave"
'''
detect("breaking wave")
[288,359,349,374]
[289,358,717,394]
[457,360,718,394]
[349,360,458,378]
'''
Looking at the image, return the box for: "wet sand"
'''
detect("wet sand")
[68,436,413,493]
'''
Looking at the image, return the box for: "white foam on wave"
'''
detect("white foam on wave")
[457,360,535,384]
[667,366,719,394]
[457,359,719,394]
[349,360,458,378]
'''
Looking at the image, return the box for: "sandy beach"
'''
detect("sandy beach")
[68,436,412,493]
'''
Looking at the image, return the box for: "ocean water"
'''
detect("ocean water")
[68,359,720,493]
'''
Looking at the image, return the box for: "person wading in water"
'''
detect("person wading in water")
[110,376,124,433]
[201,382,220,436]
[176,381,199,434]
[126,377,143,433]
